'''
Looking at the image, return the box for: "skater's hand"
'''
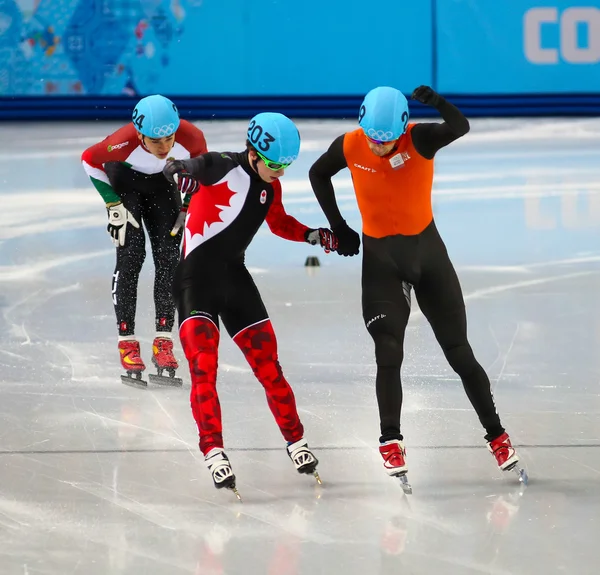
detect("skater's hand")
[331,220,360,256]
[163,160,199,195]
[305,228,338,254]
[411,85,442,108]
[170,193,192,237]
[106,202,139,247]
[170,207,187,237]
[163,159,185,183]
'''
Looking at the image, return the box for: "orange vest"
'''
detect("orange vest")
[343,124,434,237]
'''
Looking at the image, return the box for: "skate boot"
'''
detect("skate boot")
[119,339,147,388]
[287,439,322,485]
[205,448,241,501]
[148,336,183,387]
[487,432,528,485]
[380,440,412,494]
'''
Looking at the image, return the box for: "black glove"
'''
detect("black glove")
[331,220,360,256]
[305,228,338,253]
[163,160,199,195]
[411,85,443,108]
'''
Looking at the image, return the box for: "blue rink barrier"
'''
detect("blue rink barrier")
[0,1,599,119]
[1,94,599,122]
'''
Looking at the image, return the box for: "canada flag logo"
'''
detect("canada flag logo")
[186,181,235,236]
[260,190,267,204]
[184,167,250,257]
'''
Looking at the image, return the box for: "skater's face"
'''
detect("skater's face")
[248,149,286,183]
[138,132,176,159]
[365,135,398,157]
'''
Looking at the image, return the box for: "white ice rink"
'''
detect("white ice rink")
[1,117,600,574]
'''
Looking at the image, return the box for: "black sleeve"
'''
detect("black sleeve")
[180,152,229,186]
[411,98,470,160]
[308,135,348,228]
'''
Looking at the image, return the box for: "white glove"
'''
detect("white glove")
[106,202,140,247]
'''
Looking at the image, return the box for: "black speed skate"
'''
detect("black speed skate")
[287,439,322,485]
[205,448,242,501]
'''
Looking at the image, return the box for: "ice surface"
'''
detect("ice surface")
[0,118,599,574]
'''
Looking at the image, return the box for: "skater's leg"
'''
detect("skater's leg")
[416,223,504,441]
[362,238,412,444]
[233,319,305,443]
[177,278,223,455]
[104,165,147,375]
[220,263,319,480]
[141,177,182,335]
[180,315,222,454]
[232,318,321,478]
[109,183,146,338]
[221,264,305,444]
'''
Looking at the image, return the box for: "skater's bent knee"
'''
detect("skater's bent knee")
[179,317,220,359]
[443,343,479,375]
[373,333,403,367]
[119,241,146,260]
[233,320,277,360]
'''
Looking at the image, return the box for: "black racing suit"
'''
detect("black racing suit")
[308,99,505,443]
[104,163,182,336]
[171,151,311,336]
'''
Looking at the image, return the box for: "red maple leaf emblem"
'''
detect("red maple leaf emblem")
[187,181,236,236]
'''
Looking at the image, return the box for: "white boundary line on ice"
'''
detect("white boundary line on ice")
[0,250,113,281]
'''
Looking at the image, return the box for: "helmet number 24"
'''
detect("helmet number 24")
[132,108,145,131]
[248,120,275,152]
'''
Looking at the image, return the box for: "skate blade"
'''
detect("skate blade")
[148,373,183,387]
[313,471,323,485]
[121,373,147,388]
[503,460,529,486]
[229,486,242,502]
[398,474,413,495]
[513,466,529,486]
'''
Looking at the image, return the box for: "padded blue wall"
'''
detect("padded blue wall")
[0,0,598,118]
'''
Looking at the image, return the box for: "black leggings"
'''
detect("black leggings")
[105,164,182,337]
[362,221,504,443]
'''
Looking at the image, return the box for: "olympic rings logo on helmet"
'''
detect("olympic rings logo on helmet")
[366,128,395,141]
[277,155,298,164]
[152,123,176,137]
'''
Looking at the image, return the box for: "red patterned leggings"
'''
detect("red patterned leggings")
[179,316,304,455]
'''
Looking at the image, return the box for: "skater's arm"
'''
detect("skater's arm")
[170,152,226,186]
[308,135,348,228]
[265,179,311,242]
[175,120,209,158]
[81,124,138,205]
[410,87,470,160]
[165,154,233,237]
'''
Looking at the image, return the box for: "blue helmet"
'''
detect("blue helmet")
[132,94,180,138]
[247,112,300,165]
[359,86,409,142]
